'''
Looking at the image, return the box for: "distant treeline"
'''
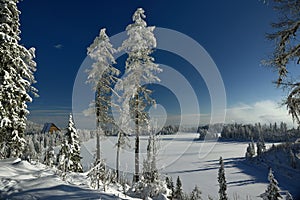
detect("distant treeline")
[197,122,300,142]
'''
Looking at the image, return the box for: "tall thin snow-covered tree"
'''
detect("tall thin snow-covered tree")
[261,168,282,200]
[118,7,162,182]
[57,114,83,173]
[87,28,120,162]
[174,176,184,200]
[218,157,228,200]
[264,0,300,123]
[135,133,166,198]
[65,114,83,172]
[0,0,37,158]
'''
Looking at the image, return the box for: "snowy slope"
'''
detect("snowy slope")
[0,158,139,200]
[81,133,300,199]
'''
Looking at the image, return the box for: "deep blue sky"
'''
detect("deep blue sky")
[18,0,290,128]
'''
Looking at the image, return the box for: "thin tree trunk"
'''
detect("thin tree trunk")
[134,93,140,182]
[116,141,120,182]
[96,129,100,162]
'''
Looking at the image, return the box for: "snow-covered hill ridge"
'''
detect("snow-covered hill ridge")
[0,158,140,200]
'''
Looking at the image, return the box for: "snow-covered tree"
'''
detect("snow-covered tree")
[65,114,83,172]
[44,145,55,167]
[174,176,184,200]
[218,157,228,200]
[285,192,293,200]
[166,176,175,199]
[87,28,119,133]
[261,168,282,200]
[264,0,300,123]
[134,133,166,198]
[57,140,69,173]
[115,129,129,181]
[0,0,37,158]
[190,185,202,200]
[57,114,83,173]
[87,28,120,163]
[246,140,255,159]
[289,149,296,168]
[118,7,162,183]
[87,159,106,190]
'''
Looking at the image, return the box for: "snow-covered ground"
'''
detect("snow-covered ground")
[82,132,300,199]
[1,132,299,199]
[0,158,139,200]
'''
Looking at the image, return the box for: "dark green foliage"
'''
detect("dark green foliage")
[218,157,228,200]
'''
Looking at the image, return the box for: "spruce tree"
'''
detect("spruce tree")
[175,176,184,199]
[87,28,120,160]
[218,157,228,200]
[261,168,282,200]
[65,114,83,172]
[166,176,175,199]
[285,192,293,200]
[190,185,202,200]
[57,114,83,173]
[118,8,162,182]
[0,0,37,158]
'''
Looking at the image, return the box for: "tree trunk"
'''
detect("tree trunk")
[116,141,120,182]
[96,129,100,162]
[133,93,140,182]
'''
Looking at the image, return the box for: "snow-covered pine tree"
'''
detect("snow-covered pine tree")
[57,114,83,173]
[261,168,282,200]
[246,139,255,159]
[289,149,296,169]
[285,192,293,200]
[136,133,166,198]
[87,28,119,134]
[166,176,175,199]
[118,7,162,183]
[115,129,129,181]
[0,0,37,159]
[87,28,120,176]
[175,176,184,200]
[65,113,83,172]
[218,156,228,200]
[44,145,55,167]
[57,140,69,173]
[87,159,106,190]
[190,185,202,200]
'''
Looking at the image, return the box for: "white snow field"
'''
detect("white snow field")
[82,132,300,199]
[0,132,299,199]
[0,158,139,200]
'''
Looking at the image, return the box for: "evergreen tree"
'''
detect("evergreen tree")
[289,149,296,169]
[115,129,129,181]
[261,168,282,200]
[246,139,256,159]
[65,114,83,172]
[57,140,69,173]
[218,157,228,200]
[44,145,55,167]
[190,185,202,200]
[137,133,166,198]
[285,192,293,200]
[87,28,119,133]
[166,176,175,199]
[118,8,162,182]
[87,28,120,163]
[175,176,184,199]
[87,159,106,190]
[57,114,83,173]
[0,0,37,158]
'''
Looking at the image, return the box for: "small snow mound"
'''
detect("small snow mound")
[12,158,21,164]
